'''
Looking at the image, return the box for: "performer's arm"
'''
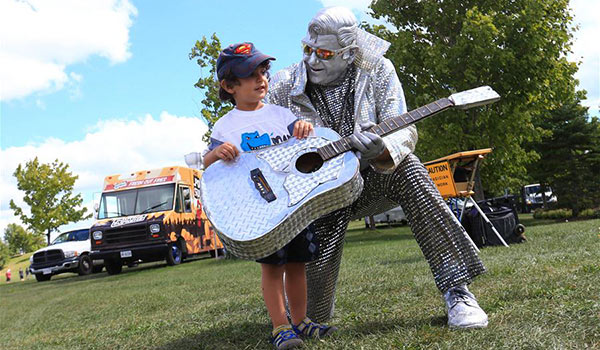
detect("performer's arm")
[371,58,418,173]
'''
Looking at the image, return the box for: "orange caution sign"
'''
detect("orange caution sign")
[425,161,457,198]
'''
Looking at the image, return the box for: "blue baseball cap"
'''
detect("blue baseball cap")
[216,42,275,80]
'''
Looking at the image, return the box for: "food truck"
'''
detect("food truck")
[90,166,222,274]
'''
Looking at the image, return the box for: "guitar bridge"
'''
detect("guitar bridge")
[250,168,276,203]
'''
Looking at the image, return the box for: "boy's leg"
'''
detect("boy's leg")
[283,262,307,325]
[261,263,288,328]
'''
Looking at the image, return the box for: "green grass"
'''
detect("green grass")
[1,252,33,284]
[1,218,599,349]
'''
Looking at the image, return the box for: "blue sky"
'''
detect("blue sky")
[1,0,598,240]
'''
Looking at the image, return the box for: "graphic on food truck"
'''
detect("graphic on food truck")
[90,166,223,275]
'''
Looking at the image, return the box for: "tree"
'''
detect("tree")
[0,240,10,269]
[4,223,44,255]
[189,33,233,143]
[368,0,580,194]
[10,157,91,244]
[528,93,600,216]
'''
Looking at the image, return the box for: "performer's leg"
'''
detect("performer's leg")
[305,207,352,323]
[351,153,486,293]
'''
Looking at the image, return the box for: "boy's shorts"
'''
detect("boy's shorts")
[256,224,319,265]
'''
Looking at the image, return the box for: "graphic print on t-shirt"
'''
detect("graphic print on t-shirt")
[240,131,272,151]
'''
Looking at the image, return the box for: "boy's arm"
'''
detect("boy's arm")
[203,142,239,168]
[292,120,314,139]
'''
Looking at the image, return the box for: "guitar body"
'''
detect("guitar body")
[201,127,363,260]
[200,86,501,260]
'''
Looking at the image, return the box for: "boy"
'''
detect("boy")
[202,42,337,349]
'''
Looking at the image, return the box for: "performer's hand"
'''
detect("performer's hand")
[349,122,385,160]
[215,142,239,161]
[293,120,314,139]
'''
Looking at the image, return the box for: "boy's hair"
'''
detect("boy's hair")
[218,60,271,105]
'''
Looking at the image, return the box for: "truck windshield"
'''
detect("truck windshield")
[52,229,89,244]
[98,183,175,219]
[525,185,541,195]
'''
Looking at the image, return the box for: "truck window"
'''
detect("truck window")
[98,184,175,219]
[175,185,192,213]
[182,187,192,213]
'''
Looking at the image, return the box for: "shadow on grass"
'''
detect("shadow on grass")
[27,259,196,286]
[154,315,449,349]
[155,321,270,350]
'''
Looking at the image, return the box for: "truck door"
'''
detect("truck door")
[175,184,200,251]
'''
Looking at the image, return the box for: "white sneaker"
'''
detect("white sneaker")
[444,284,488,328]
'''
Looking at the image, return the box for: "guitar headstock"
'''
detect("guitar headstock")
[449,86,500,110]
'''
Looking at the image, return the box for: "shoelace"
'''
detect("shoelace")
[295,318,329,338]
[448,287,473,308]
[273,328,297,346]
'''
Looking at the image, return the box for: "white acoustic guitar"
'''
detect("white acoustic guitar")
[201,86,500,259]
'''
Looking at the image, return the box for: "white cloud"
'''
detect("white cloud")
[0,0,137,101]
[0,112,208,241]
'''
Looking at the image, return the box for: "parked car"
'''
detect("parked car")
[521,183,557,213]
[371,205,407,225]
[29,228,104,282]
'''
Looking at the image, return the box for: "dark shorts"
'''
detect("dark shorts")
[256,224,319,265]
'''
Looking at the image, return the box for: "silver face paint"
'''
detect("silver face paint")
[302,34,353,86]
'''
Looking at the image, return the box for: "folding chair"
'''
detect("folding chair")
[423,148,509,249]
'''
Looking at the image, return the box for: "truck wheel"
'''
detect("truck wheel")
[166,241,182,266]
[105,260,123,275]
[78,254,93,276]
[35,273,52,282]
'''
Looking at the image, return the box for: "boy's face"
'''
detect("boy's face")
[223,65,269,109]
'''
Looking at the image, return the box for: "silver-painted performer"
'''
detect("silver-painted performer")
[266,6,489,328]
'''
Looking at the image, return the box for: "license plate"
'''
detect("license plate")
[42,268,52,275]
[120,250,132,258]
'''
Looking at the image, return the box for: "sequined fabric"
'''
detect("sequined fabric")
[266,48,417,173]
[306,64,356,138]
[267,28,485,323]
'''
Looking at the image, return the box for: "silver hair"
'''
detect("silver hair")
[307,7,358,48]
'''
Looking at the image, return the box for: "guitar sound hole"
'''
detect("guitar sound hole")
[296,152,324,174]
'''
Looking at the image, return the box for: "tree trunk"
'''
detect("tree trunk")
[365,216,376,230]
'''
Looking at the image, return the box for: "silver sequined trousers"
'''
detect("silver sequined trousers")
[306,153,486,322]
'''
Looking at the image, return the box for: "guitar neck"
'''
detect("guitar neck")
[317,98,454,161]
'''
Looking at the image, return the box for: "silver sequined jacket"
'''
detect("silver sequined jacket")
[266,33,418,174]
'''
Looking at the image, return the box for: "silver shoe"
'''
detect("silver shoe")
[444,284,488,328]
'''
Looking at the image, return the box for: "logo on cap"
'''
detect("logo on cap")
[234,43,252,55]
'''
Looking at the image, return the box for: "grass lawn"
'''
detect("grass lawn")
[1,218,599,349]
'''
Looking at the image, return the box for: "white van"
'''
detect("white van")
[522,184,557,213]
[29,228,104,282]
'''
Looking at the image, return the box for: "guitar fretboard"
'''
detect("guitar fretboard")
[317,98,454,161]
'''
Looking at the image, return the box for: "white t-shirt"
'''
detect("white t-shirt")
[207,104,298,152]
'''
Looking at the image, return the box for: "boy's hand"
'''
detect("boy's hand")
[215,142,239,161]
[293,120,314,139]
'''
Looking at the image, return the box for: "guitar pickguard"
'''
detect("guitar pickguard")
[257,136,345,207]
